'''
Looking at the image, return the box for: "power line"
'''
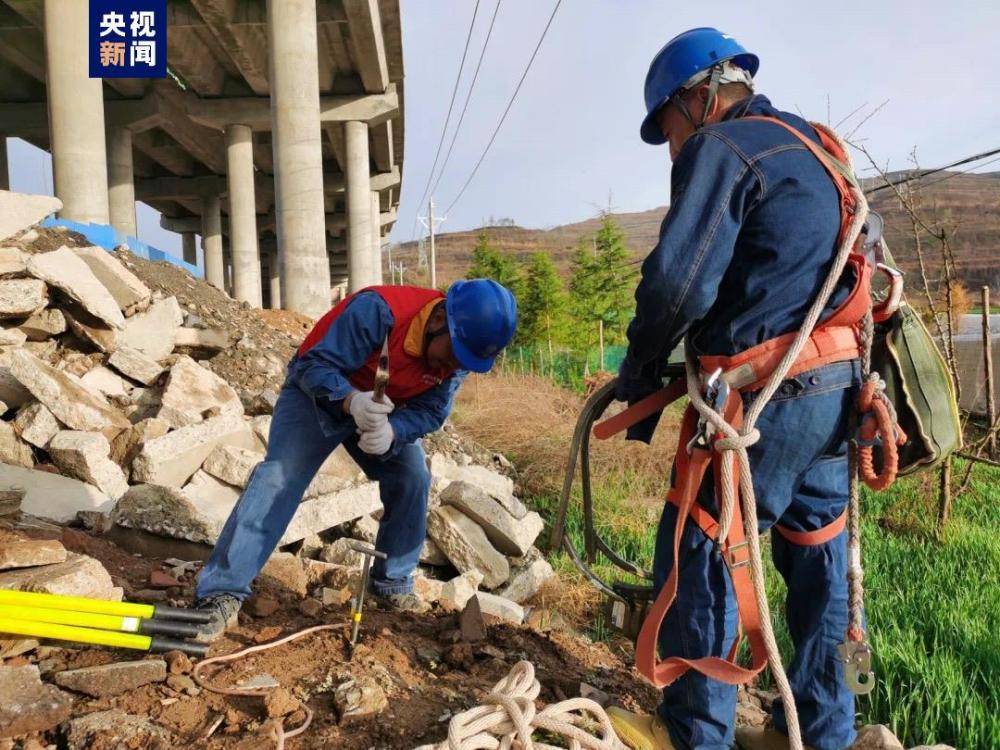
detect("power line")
[443,0,564,216]
[430,0,503,199]
[917,153,1000,191]
[864,145,1000,196]
[408,0,482,241]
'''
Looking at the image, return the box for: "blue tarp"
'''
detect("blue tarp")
[39,217,202,278]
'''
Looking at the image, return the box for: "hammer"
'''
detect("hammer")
[348,540,387,651]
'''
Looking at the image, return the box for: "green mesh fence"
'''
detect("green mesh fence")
[498,345,628,391]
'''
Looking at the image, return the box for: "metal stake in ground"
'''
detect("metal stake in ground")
[349,541,387,651]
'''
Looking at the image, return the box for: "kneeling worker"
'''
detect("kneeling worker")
[193,280,517,641]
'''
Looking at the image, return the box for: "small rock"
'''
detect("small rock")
[0,664,71,738]
[459,595,486,642]
[53,659,166,698]
[259,553,309,598]
[66,708,173,749]
[165,673,199,697]
[264,686,300,718]
[322,587,352,607]
[149,570,181,588]
[164,650,192,675]
[76,510,114,534]
[248,595,281,618]
[0,539,67,571]
[254,625,283,643]
[475,592,525,624]
[851,725,905,750]
[108,347,164,386]
[298,598,323,618]
[439,571,484,611]
[333,677,388,725]
[443,643,475,671]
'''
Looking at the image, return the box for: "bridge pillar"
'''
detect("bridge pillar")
[268,245,282,310]
[224,124,261,307]
[181,232,197,265]
[345,120,374,292]
[0,137,8,190]
[370,191,383,284]
[107,127,137,239]
[201,194,225,292]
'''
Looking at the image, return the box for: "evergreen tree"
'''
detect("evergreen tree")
[591,215,636,344]
[466,231,523,298]
[568,242,601,352]
[518,252,567,353]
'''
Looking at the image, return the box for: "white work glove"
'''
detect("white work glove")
[359,420,394,456]
[348,391,394,432]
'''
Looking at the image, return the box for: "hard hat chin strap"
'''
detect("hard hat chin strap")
[669,63,730,130]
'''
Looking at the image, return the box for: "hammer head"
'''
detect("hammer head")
[348,540,388,560]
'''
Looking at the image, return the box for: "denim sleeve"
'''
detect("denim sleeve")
[619,131,760,440]
[288,292,393,403]
[387,371,467,452]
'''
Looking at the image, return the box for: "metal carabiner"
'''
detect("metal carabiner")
[687,368,729,453]
[837,639,876,695]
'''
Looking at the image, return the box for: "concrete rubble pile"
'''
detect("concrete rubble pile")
[0,191,553,629]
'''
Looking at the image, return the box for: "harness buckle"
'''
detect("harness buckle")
[724,540,750,570]
[837,639,876,695]
[688,368,731,453]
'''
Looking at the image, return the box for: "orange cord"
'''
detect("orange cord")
[856,381,906,491]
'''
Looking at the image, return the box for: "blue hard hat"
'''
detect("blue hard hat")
[446,279,517,373]
[640,27,759,145]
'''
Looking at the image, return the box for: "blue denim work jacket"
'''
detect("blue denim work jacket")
[619,95,855,439]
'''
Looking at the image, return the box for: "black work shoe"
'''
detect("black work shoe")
[374,592,430,614]
[193,594,241,643]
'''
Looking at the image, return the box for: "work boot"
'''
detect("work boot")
[373,592,430,614]
[735,727,816,750]
[193,594,241,643]
[606,707,676,750]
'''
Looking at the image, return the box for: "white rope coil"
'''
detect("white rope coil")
[415,661,627,750]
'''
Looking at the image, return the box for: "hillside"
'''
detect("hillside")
[394,171,1000,292]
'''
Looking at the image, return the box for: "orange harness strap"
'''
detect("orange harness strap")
[635,393,771,687]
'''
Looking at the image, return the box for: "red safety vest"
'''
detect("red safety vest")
[298,285,452,404]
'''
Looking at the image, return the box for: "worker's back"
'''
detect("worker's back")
[684,95,853,358]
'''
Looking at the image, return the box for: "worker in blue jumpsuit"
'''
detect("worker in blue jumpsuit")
[193,280,517,642]
[606,29,861,750]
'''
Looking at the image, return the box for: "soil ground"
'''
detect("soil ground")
[3,522,660,750]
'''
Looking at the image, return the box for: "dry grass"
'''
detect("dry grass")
[453,371,681,505]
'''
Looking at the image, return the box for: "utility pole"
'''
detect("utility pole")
[417,198,446,289]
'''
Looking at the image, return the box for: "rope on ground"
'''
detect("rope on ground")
[192,622,347,750]
[684,122,871,750]
[415,661,628,750]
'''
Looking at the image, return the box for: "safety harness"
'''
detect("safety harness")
[595,117,904,750]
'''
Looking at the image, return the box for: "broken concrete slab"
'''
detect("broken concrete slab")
[173,326,231,351]
[0,488,23,516]
[158,355,243,428]
[852,725,904,750]
[440,480,543,557]
[63,302,121,353]
[0,350,33,409]
[334,677,388,725]
[0,664,72,738]
[427,505,509,589]
[121,295,183,361]
[0,551,120,600]
[349,513,379,544]
[318,538,366,567]
[48,430,130,500]
[66,708,174,750]
[14,401,60,448]
[0,539,67,570]
[0,278,48,318]
[109,416,169,468]
[108,346,164,386]
[475,592,525,624]
[496,548,555,604]
[131,414,256,487]
[439,571,485,611]
[250,414,271,447]
[72,246,151,312]
[430,452,523,516]
[0,419,33,467]
[8,349,129,432]
[113,483,223,545]
[0,246,26,275]
[17,308,66,341]
[0,190,61,243]
[420,538,449,566]
[202,444,263,487]
[26,246,125,329]
[0,463,113,522]
[281,483,382,546]
[54,659,167,697]
[0,326,27,346]
[80,365,131,400]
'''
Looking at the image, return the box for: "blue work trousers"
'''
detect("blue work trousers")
[654,361,860,750]
[196,381,430,600]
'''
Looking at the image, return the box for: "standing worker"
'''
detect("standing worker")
[607,28,868,750]
[193,280,517,642]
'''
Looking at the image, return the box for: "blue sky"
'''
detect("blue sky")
[6,0,999,258]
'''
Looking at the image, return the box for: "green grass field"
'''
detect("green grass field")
[533,458,1000,749]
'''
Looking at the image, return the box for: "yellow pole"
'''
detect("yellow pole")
[0,589,156,618]
[0,616,153,651]
[0,603,141,633]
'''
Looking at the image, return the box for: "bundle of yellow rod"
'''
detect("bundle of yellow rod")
[0,590,210,657]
